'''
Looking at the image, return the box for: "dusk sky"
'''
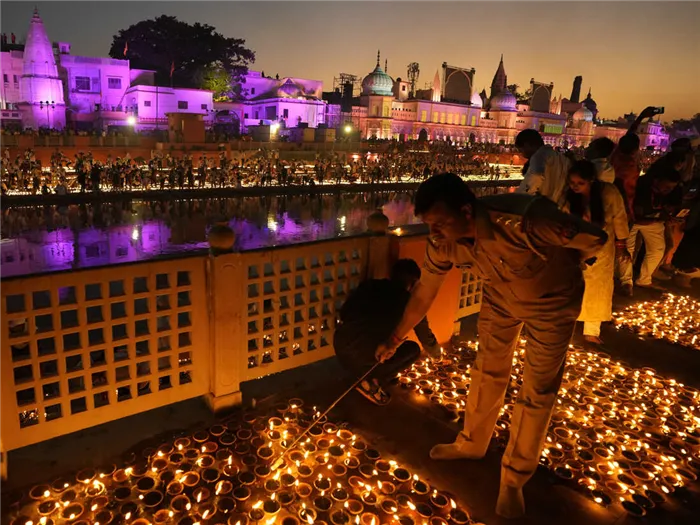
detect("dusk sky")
[2,1,699,121]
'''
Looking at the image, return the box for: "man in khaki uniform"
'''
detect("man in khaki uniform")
[376,173,607,518]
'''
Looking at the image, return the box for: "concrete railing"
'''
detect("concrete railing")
[1,228,483,471]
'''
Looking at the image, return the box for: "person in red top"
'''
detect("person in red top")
[612,106,664,222]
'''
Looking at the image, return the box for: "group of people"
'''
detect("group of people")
[333,106,699,519]
[0,145,522,195]
[516,106,698,344]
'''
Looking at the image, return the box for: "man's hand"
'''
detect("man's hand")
[617,247,633,264]
[375,343,397,363]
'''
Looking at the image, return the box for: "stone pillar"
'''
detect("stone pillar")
[205,251,245,413]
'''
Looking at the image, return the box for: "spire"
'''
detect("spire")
[587,88,592,98]
[33,5,39,17]
[490,54,507,99]
[385,59,388,73]
[376,50,381,68]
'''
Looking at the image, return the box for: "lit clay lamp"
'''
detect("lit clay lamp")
[295,482,313,499]
[171,495,191,513]
[181,471,200,488]
[314,494,333,512]
[411,476,430,496]
[193,487,211,505]
[314,476,332,492]
[233,486,252,503]
[344,499,364,516]
[216,480,234,496]
[278,490,296,506]
[167,481,184,496]
[299,506,318,524]
[281,472,297,488]
[61,503,84,522]
[429,491,449,513]
[345,456,360,470]
[360,513,379,525]
[374,460,391,474]
[239,471,256,486]
[228,514,249,525]
[283,517,301,525]
[265,478,282,493]
[330,510,351,525]
[143,490,164,508]
[331,484,350,503]
[154,509,171,524]
[255,465,273,479]
[380,498,398,515]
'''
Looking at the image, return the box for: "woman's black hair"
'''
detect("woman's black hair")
[566,159,605,227]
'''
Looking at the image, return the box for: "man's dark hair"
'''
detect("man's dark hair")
[414,173,477,216]
[588,137,616,158]
[390,258,421,288]
[515,129,544,148]
[618,133,640,155]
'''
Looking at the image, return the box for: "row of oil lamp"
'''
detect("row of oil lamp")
[9,399,482,525]
[613,294,699,350]
[398,339,700,518]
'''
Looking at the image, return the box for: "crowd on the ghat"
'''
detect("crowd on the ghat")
[511,106,699,345]
[0,141,523,196]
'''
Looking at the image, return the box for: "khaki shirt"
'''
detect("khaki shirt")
[421,194,608,306]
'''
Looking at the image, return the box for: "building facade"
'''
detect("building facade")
[0,8,214,131]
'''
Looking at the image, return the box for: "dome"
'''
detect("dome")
[583,90,597,114]
[361,63,394,96]
[470,91,483,108]
[573,106,593,122]
[277,78,303,98]
[490,89,516,111]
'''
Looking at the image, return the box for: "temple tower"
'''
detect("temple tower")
[19,8,66,129]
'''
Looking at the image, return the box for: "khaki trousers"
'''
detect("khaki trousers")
[619,222,666,286]
[460,287,580,488]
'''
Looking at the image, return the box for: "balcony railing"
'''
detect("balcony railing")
[1,232,483,457]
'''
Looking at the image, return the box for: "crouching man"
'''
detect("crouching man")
[334,259,441,406]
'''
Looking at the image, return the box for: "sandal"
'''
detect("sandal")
[356,380,391,406]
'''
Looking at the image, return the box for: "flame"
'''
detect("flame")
[254,501,264,509]
[450,499,456,509]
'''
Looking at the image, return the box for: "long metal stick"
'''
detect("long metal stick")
[270,361,381,470]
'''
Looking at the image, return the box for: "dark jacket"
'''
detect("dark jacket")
[334,279,437,365]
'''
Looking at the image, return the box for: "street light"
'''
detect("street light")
[127,115,137,126]
[344,124,352,134]
[39,100,54,128]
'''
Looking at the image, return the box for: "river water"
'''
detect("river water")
[1,186,512,278]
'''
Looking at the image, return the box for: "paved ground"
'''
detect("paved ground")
[3,279,700,525]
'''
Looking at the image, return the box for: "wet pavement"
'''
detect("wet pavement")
[3,282,700,525]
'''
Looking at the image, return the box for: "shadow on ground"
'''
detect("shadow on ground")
[3,281,699,525]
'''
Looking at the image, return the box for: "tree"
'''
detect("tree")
[109,15,254,93]
[195,63,246,102]
[507,83,532,104]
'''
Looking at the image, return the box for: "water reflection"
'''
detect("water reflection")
[1,186,512,278]
[0,192,419,278]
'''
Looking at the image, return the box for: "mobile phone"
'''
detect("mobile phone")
[653,107,665,115]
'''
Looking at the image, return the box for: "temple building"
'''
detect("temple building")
[1,8,215,131]
[348,53,598,147]
[0,9,671,149]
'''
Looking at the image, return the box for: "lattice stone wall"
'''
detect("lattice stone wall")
[455,268,483,321]
[240,238,369,382]
[1,258,209,451]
